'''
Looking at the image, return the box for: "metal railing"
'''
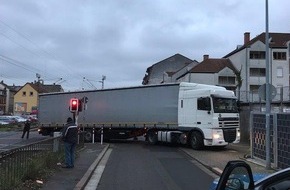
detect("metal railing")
[237,86,290,103]
[0,132,84,190]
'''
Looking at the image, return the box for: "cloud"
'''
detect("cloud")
[0,0,289,91]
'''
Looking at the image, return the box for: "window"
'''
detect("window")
[250,51,265,59]
[250,68,266,77]
[212,97,238,113]
[250,85,260,92]
[29,91,34,96]
[197,97,211,111]
[273,52,286,60]
[218,76,236,85]
[277,67,283,77]
[22,91,26,96]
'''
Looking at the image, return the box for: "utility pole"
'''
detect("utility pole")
[265,0,271,170]
[99,75,106,89]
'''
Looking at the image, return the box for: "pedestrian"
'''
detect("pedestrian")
[61,117,78,168]
[21,119,30,139]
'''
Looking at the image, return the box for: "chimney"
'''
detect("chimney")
[203,54,209,61]
[244,32,250,44]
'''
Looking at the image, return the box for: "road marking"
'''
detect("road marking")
[84,148,112,190]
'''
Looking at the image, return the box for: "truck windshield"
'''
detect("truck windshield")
[213,97,238,113]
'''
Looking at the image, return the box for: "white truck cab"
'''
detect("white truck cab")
[178,83,240,149]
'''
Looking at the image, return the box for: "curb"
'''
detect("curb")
[179,148,223,176]
[74,144,110,190]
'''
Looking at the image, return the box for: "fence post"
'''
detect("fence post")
[273,113,278,168]
[53,132,62,152]
[92,127,95,143]
[250,111,253,158]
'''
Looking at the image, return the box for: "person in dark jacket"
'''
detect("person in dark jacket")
[61,117,78,168]
[21,119,31,139]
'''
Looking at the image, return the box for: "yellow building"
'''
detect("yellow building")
[14,82,63,115]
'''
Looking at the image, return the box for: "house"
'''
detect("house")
[0,81,21,115]
[177,55,238,91]
[14,82,63,115]
[142,54,198,85]
[224,32,290,102]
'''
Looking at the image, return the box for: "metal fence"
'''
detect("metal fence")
[238,86,290,103]
[0,133,84,190]
[250,112,290,169]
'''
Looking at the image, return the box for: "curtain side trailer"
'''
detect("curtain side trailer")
[38,82,240,150]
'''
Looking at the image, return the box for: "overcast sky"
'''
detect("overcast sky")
[0,0,289,91]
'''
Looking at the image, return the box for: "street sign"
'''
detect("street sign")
[258,84,276,101]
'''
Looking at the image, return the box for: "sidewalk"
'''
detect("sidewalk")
[41,143,108,190]
[180,143,276,176]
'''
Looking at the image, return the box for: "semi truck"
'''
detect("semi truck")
[38,82,240,150]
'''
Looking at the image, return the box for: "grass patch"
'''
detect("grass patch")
[1,151,63,190]
[0,124,21,131]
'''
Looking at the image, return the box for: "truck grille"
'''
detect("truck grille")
[219,117,239,128]
[223,128,237,143]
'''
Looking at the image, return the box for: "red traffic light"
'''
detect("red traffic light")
[70,98,79,112]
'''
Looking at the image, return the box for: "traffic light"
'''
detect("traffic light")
[70,98,79,112]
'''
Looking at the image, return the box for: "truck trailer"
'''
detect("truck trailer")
[38,82,240,150]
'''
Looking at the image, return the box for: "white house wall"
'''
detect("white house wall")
[227,49,247,91]
[271,48,289,88]
[219,67,236,76]
[189,73,216,85]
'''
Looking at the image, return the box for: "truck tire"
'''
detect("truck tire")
[84,129,93,142]
[189,131,204,150]
[147,130,158,145]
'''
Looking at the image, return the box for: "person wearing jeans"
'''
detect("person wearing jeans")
[61,117,78,168]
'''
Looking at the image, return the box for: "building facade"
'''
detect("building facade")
[177,55,238,91]
[14,82,63,115]
[224,32,290,102]
[0,81,21,115]
[142,54,197,85]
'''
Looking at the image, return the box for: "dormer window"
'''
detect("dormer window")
[250,51,265,59]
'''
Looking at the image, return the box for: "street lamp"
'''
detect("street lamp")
[265,0,271,170]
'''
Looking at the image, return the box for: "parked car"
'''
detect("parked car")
[0,116,17,124]
[0,120,9,125]
[21,114,37,122]
[212,160,290,190]
[8,116,27,123]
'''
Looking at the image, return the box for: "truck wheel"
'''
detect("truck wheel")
[147,130,158,145]
[84,129,93,142]
[189,131,204,150]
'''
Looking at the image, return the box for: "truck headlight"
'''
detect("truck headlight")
[213,130,223,140]
[213,133,221,139]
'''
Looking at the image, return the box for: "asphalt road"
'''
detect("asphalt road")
[0,130,49,152]
[96,141,216,190]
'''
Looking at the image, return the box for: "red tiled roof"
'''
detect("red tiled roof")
[224,32,290,58]
[189,58,238,73]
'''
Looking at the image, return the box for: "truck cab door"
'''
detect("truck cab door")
[196,97,212,128]
[215,160,255,190]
